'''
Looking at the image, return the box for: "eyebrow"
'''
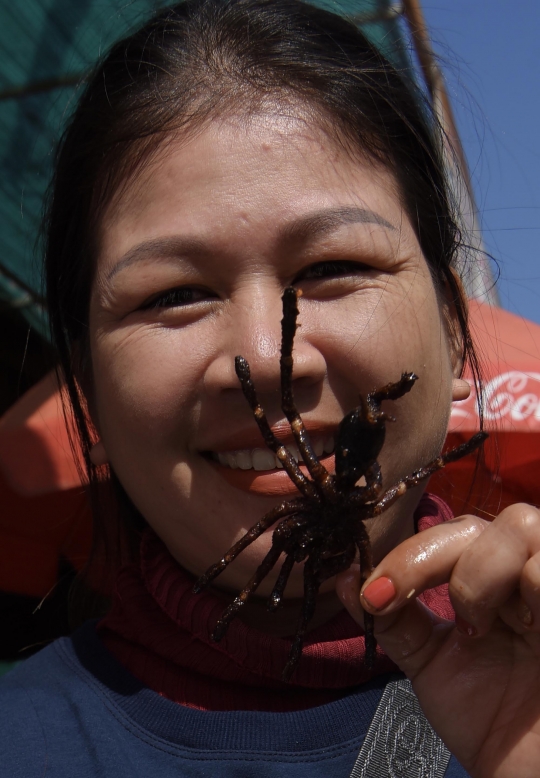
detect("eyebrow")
[106,236,208,281]
[106,206,395,281]
[279,206,395,245]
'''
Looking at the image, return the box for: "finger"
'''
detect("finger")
[499,550,540,634]
[336,564,365,626]
[498,591,534,635]
[449,504,540,636]
[355,515,487,615]
[521,550,540,627]
[336,564,453,677]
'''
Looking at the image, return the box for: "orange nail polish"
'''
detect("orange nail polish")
[455,615,477,637]
[362,577,396,611]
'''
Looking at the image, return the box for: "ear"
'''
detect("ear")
[451,378,471,402]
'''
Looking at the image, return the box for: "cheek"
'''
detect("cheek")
[315,288,453,395]
[315,289,453,474]
[90,327,204,455]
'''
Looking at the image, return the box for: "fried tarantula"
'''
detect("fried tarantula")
[194,287,487,682]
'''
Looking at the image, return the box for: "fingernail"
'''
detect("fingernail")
[455,615,477,637]
[362,577,396,611]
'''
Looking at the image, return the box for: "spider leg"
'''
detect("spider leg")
[370,431,488,517]
[267,514,313,611]
[346,462,383,507]
[364,461,383,499]
[280,287,335,498]
[347,462,383,510]
[355,522,377,669]
[368,372,418,413]
[193,498,306,593]
[235,355,318,500]
[282,557,321,683]
[268,550,296,612]
[212,536,288,642]
[439,431,488,464]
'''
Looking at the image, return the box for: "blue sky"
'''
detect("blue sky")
[420,1,540,324]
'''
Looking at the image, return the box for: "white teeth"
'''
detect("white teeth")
[235,450,252,470]
[252,449,277,471]
[286,444,301,462]
[226,452,239,469]
[214,436,334,471]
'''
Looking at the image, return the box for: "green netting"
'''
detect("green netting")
[0,0,412,339]
[0,660,19,678]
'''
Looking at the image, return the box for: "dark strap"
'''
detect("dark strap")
[349,678,451,778]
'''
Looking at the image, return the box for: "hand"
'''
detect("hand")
[335,503,540,778]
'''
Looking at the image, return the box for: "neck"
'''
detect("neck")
[96,493,454,711]
[209,586,345,637]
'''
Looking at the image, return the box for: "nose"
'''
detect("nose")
[203,288,327,398]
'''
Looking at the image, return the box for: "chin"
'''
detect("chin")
[213,555,303,598]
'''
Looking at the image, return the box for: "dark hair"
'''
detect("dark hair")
[44,0,482,581]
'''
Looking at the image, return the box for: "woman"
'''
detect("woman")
[1,0,539,775]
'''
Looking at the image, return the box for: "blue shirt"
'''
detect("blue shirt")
[0,622,468,776]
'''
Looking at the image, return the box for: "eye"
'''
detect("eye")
[295,260,370,282]
[141,286,215,310]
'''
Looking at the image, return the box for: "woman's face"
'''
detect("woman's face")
[89,113,459,596]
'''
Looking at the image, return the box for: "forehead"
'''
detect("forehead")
[98,112,418,272]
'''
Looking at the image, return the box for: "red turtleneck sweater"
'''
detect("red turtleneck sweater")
[97,493,455,712]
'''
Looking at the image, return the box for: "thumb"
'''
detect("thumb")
[336,564,453,679]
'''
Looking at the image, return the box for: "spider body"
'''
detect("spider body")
[334,400,389,490]
[194,287,487,682]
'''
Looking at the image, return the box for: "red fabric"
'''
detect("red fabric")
[430,301,540,516]
[0,469,92,597]
[98,493,454,711]
[415,493,456,621]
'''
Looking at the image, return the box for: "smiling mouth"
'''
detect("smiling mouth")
[208,434,335,472]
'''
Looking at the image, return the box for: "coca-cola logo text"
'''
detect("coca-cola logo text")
[450,371,540,427]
